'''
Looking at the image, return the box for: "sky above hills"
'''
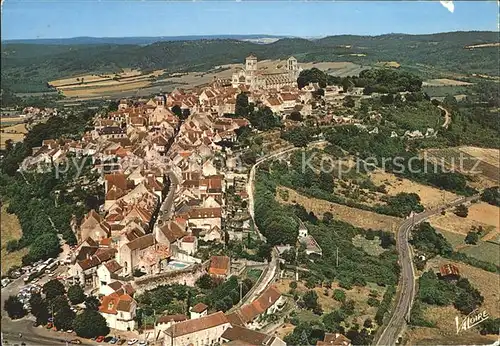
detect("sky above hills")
[1,0,498,40]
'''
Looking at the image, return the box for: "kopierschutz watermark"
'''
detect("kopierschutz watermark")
[301,151,483,177]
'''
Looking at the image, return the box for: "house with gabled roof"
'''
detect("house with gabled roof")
[162,311,231,346]
[230,286,285,330]
[99,292,137,331]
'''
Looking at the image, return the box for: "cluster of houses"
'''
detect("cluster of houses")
[16,56,361,344]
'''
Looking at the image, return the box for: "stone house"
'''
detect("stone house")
[162,311,231,346]
[99,292,137,331]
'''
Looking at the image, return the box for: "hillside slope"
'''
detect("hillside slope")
[1,31,498,93]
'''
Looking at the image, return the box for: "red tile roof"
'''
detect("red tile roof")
[238,286,282,323]
[99,293,134,315]
[165,311,229,338]
[209,256,230,276]
[190,302,208,313]
[439,263,460,277]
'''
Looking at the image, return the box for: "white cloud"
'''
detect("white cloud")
[440,1,455,13]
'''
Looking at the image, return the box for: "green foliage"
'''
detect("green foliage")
[454,204,469,218]
[29,293,50,325]
[481,187,500,206]
[54,305,76,331]
[281,127,318,147]
[247,106,280,131]
[332,289,346,303]
[254,172,298,245]
[376,193,424,217]
[480,318,500,335]
[410,222,453,257]
[136,284,199,315]
[23,233,61,266]
[416,271,484,315]
[67,285,86,305]
[301,290,320,310]
[196,274,216,290]
[359,69,422,94]
[4,295,26,320]
[409,300,436,327]
[73,309,110,338]
[375,285,396,325]
[235,93,250,117]
[464,231,479,245]
[84,296,100,311]
[43,279,66,300]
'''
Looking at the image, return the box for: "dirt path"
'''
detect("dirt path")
[437,105,451,129]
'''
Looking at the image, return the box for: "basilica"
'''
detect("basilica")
[231,55,302,90]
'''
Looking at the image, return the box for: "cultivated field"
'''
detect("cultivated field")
[49,69,164,99]
[1,204,28,275]
[276,186,401,231]
[424,147,500,187]
[430,202,499,237]
[375,61,401,68]
[369,169,460,209]
[422,79,473,87]
[0,132,26,150]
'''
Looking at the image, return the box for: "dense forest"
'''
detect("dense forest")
[2,31,498,92]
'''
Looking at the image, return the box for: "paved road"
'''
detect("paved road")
[243,141,327,306]
[375,195,480,346]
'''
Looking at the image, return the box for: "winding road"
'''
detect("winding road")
[375,195,480,346]
[243,141,327,305]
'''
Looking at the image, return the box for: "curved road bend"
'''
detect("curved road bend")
[244,141,327,305]
[375,195,480,346]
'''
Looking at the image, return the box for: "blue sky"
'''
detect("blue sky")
[1,1,498,40]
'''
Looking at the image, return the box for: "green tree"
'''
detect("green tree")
[54,305,75,331]
[29,293,50,325]
[171,105,182,117]
[289,111,303,122]
[343,96,355,108]
[23,233,61,265]
[323,212,333,224]
[235,93,250,117]
[43,279,66,300]
[454,204,468,218]
[4,295,26,319]
[196,274,215,290]
[84,296,100,311]
[333,289,346,303]
[464,231,479,245]
[68,285,86,305]
[73,309,110,338]
[302,290,319,310]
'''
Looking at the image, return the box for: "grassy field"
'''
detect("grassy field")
[370,169,460,209]
[276,278,387,327]
[422,85,471,98]
[422,79,473,87]
[459,241,500,267]
[1,204,27,275]
[424,147,500,185]
[406,257,500,344]
[246,268,263,282]
[276,186,401,232]
[352,235,386,256]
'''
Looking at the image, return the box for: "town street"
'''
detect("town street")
[375,194,480,346]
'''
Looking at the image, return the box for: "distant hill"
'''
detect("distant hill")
[2,34,289,46]
[2,31,498,93]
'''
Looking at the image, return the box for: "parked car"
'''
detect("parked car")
[138,341,148,346]
[70,339,82,344]
[104,336,113,343]
[96,336,105,343]
[109,337,118,344]
[127,339,138,345]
